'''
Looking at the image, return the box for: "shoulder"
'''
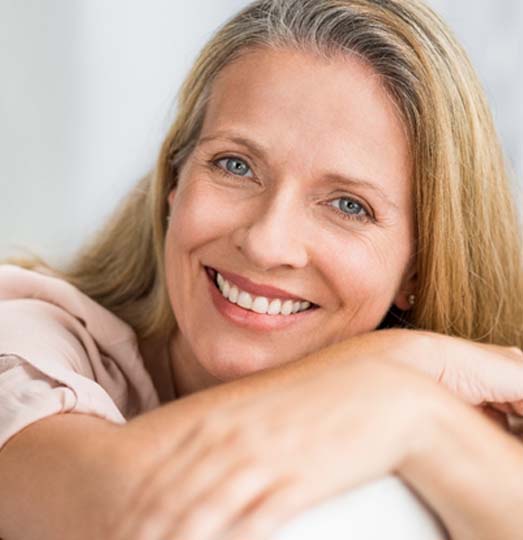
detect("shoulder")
[0,264,160,427]
[0,263,135,344]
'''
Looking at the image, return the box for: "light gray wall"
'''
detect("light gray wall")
[0,0,249,265]
[427,0,522,205]
[1,0,521,265]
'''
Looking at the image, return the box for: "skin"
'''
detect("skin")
[111,331,523,540]
[164,46,416,397]
[1,42,522,540]
[106,47,523,540]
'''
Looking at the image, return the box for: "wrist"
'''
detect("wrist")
[398,386,523,540]
[398,381,460,475]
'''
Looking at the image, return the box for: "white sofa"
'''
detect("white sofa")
[275,475,447,540]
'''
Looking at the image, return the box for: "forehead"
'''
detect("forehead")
[200,47,411,205]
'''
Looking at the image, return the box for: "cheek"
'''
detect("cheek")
[322,232,408,306]
[169,182,236,250]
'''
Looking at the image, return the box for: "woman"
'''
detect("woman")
[1,0,522,539]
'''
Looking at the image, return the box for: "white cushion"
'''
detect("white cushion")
[275,475,447,540]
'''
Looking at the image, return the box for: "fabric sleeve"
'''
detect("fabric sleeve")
[0,298,128,451]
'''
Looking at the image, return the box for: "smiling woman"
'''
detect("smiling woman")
[1,1,523,540]
[163,47,415,388]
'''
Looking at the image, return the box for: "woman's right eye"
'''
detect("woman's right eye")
[213,157,254,178]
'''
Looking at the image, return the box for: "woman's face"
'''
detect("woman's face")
[164,47,415,391]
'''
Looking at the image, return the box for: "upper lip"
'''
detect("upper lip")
[210,267,313,303]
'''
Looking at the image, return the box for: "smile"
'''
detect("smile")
[205,266,319,331]
[214,270,312,315]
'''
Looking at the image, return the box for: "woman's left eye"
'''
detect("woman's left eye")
[328,197,372,222]
[214,157,254,178]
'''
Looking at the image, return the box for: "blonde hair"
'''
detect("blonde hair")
[11,0,523,347]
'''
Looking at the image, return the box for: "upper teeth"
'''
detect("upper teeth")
[216,272,311,315]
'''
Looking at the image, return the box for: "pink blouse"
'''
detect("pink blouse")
[0,264,161,450]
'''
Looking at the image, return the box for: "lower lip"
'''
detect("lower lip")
[205,268,319,332]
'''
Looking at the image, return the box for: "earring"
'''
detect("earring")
[166,213,171,225]
[408,294,416,306]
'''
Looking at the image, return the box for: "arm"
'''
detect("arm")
[0,329,411,540]
[0,330,376,540]
[0,413,126,540]
[111,330,523,540]
[2,329,521,540]
[400,393,523,540]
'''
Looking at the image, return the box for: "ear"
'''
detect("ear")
[392,264,417,311]
[167,188,176,208]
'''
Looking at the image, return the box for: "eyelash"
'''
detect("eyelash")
[209,156,375,224]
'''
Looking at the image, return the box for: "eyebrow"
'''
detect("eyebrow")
[198,131,400,211]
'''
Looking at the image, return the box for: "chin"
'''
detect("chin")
[198,346,279,382]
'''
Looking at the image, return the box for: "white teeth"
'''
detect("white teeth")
[237,291,253,309]
[280,300,293,315]
[217,273,224,289]
[222,280,230,298]
[252,296,269,314]
[228,285,239,303]
[214,271,314,316]
[267,298,282,315]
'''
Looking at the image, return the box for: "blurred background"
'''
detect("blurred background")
[0,0,521,265]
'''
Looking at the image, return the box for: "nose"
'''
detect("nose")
[231,186,309,271]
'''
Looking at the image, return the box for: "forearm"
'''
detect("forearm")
[400,394,523,540]
[0,330,410,540]
[0,413,126,540]
[120,329,410,470]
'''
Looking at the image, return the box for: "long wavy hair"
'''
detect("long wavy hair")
[10,0,523,347]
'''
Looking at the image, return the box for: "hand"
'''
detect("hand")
[389,331,523,417]
[108,355,446,540]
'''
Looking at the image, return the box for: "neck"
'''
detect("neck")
[138,336,175,404]
[168,329,221,397]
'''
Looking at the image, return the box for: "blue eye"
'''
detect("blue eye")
[210,157,373,223]
[215,157,253,177]
[329,197,372,222]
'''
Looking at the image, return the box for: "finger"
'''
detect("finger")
[220,479,308,540]
[155,427,263,519]
[118,443,236,540]
[469,355,523,404]
[111,422,212,540]
[163,464,280,540]
[123,426,263,540]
